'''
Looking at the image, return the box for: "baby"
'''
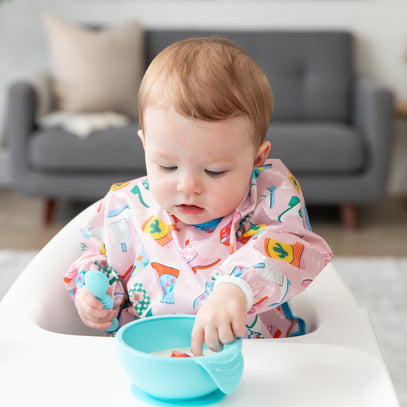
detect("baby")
[64,37,333,356]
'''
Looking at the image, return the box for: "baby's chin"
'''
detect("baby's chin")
[175,213,212,226]
[171,208,213,226]
[176,211,234,228]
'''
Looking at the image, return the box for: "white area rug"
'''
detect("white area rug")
[333,257,407,407]
[0,252,405,405]
[0,250,38,299]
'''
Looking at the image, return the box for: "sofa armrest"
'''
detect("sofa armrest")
[6,71,54,126]
[5,73,57,190]
[5,74,54,188]
[5,81,38,173]
[352,75,394,198]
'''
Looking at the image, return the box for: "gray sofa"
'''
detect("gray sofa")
[5,29,394,227]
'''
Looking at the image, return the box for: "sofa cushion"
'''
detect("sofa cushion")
[266,123,365,174]
[43,14,143,118]
[28,125,145,173]
[144,30,353,122]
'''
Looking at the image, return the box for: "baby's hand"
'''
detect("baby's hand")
[191,283,247,356]
[76,286,117,330]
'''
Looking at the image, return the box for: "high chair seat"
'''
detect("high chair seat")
[0,201,399,406]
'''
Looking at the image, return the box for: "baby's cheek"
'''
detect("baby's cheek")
[150,180,170,206]
[209,191,237,218]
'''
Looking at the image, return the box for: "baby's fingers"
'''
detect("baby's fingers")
[204,326,223,353]
[218,323,236,346]
[191,325,205,356]
[79,305,116,329]
[231,316,246,339]
[191,321,223,356]
[80,310,117,330]
[77,287,116,330]
[78,286,103,310]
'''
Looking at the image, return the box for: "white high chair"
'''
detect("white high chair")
[0,202,399,406]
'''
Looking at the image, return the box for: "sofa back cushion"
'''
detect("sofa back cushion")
[144,30,352,122]
[43,14,143,119]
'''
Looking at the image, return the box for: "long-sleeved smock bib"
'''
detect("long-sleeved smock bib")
[64,159,333,338]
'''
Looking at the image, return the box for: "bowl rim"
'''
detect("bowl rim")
[116,314,242,361]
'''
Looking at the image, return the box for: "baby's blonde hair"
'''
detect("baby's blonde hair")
[138,37,274,147]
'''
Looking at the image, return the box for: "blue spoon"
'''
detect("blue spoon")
[84,270,119,333]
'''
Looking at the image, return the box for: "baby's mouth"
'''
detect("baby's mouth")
[176,204,204,215]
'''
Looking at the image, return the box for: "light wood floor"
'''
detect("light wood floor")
[1,189,406,256]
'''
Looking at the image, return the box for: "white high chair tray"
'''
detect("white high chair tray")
[0,202,399,406]
[0,337,398,406]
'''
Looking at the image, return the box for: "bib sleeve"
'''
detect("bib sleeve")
[63,183,137,314]
[213,160,333,315]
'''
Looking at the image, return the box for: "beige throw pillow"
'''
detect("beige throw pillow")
[43,14,143,118]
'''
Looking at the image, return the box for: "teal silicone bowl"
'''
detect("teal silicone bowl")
[116,314,243,400]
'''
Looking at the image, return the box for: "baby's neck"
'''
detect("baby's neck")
[192,217,223,232]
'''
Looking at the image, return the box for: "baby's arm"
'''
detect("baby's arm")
[64,192,130,331]
[191,283,247,356]
[191,163,333,354]
[217,165,332,315]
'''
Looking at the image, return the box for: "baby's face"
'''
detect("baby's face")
[139,106,269,225]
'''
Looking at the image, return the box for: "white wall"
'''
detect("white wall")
[1,0,406,193]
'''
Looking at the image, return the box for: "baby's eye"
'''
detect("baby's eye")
[205,169,227,178]
[160,165,177,173]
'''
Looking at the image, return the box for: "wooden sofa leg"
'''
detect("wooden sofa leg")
[340,204,358,230]
[44,199,56,225]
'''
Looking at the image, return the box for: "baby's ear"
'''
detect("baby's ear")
[138,129,146,149]
[253,141,271,168]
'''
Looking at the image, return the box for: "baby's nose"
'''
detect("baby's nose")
[177,173,203,195]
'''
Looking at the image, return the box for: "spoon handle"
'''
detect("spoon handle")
[84,270,119,333]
